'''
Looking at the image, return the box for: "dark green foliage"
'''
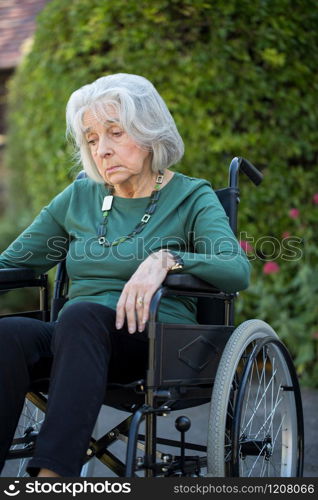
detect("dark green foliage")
[3,0,318,385]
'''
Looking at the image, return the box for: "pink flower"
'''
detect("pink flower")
[312,331,318,340]
[289,208,299,219]
[263,261,280,275]
[240,240,253,252]
[312,193,318,205]
[282,231,291,239]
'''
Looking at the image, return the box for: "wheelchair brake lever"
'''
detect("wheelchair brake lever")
[175,416,191,476]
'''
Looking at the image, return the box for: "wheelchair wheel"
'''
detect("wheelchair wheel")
[5,395,45,477]
[207,319,304,477]
[5,393,96,477]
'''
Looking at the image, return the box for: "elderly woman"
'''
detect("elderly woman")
[0,73,250,477]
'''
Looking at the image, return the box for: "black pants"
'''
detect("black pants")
[0,302,148,476]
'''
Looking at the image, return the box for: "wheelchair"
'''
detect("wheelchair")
[0,157,304,477]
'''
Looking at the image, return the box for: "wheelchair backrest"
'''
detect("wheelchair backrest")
[214,187,239,235]
[196,186,239,325]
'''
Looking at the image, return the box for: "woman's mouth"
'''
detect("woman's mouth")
[106,166,121,173]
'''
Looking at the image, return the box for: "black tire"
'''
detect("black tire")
[207,320,304,477]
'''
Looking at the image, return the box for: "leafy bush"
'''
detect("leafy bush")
[3,0,318,385]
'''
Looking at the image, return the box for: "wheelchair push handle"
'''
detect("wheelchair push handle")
[239,157,263,185]
[229,157,263,188]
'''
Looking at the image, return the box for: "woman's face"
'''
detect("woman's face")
[83,110,151,186]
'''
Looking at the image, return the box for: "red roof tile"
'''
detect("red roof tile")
[0,0,51,69]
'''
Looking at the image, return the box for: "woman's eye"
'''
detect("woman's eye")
[87,139,97,146]
[112,130,123,137]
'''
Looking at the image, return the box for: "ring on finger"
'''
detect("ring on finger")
[137,296,144,306]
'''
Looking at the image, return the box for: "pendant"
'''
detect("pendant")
[102,195,113,211]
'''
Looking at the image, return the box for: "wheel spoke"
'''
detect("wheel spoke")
[253,393,283,440]
[240,367,278,437]
[6,398,45,477]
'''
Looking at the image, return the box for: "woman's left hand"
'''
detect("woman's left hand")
[116,250,175,334]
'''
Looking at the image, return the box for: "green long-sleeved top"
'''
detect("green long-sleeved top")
[0,172,251,323]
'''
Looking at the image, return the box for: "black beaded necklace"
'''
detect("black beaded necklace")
[98,170,164,247]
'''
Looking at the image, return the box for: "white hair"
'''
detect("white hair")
[66,73,184,182]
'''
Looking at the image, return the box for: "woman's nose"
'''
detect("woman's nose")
[97,136,114,158]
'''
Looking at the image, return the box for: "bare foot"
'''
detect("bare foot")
[37,468,60,477]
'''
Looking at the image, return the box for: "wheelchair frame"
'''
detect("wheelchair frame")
[1,157,304,477]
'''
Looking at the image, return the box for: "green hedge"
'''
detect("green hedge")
[3,0,318,385]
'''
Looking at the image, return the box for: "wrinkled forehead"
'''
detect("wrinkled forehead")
[81,102,121,133]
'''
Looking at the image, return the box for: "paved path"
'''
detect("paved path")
[301,388,318,477]
[92,387,318,477]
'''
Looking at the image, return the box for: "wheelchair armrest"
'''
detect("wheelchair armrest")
[0,268,50,320]
[0,268,47,292]
[163,273,222,293]
[0,268,36,283]
[148,274,235,323]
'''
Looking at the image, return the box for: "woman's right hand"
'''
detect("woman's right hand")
[115,250,175,334]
